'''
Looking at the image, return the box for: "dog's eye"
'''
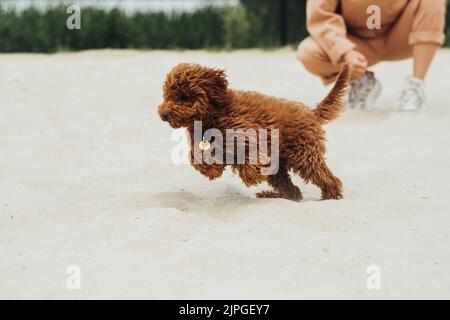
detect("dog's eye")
[180,93,190,102]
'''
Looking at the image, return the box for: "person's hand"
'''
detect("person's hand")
[343,50,368,79]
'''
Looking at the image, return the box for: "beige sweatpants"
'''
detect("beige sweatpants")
[297,0,447,84]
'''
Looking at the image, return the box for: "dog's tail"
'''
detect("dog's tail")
[313,64,350,124]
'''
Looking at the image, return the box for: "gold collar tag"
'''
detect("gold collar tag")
[199,138,211,151]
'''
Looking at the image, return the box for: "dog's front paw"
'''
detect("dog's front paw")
[193,163,224,180]
[321,192,343,200]
[321,186,343,200]
[320,178,343,200]
[205,167,224,180]
[237,166,266,187]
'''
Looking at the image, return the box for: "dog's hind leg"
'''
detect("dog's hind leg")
[256,161,303,202]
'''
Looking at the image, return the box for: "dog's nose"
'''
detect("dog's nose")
[161,111,171,121]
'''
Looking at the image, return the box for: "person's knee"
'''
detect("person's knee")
[409,0,446,46]
[297,37,323,71]
[297,37,337,83]
[416,0,446,17]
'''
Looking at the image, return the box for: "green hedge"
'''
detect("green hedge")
[0,1,448,53]
[0,2,307,52]
[0,4,306,52]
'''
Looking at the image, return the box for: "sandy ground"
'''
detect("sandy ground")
[1,49,449,299]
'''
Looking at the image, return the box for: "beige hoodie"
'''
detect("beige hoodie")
[306,0,447,64]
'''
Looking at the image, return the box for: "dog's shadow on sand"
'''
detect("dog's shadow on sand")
[124,185,262,219]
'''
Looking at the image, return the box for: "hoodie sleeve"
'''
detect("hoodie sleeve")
[306,0,356,65]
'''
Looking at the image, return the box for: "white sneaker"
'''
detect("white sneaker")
[396,76,425,111]
[345,71,382,109]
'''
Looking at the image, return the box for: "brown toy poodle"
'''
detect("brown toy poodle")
[158,63,350,202]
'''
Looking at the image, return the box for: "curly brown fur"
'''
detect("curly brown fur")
[158,63,350,202]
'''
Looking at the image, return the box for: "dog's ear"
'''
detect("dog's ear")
[200,67,230,108]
